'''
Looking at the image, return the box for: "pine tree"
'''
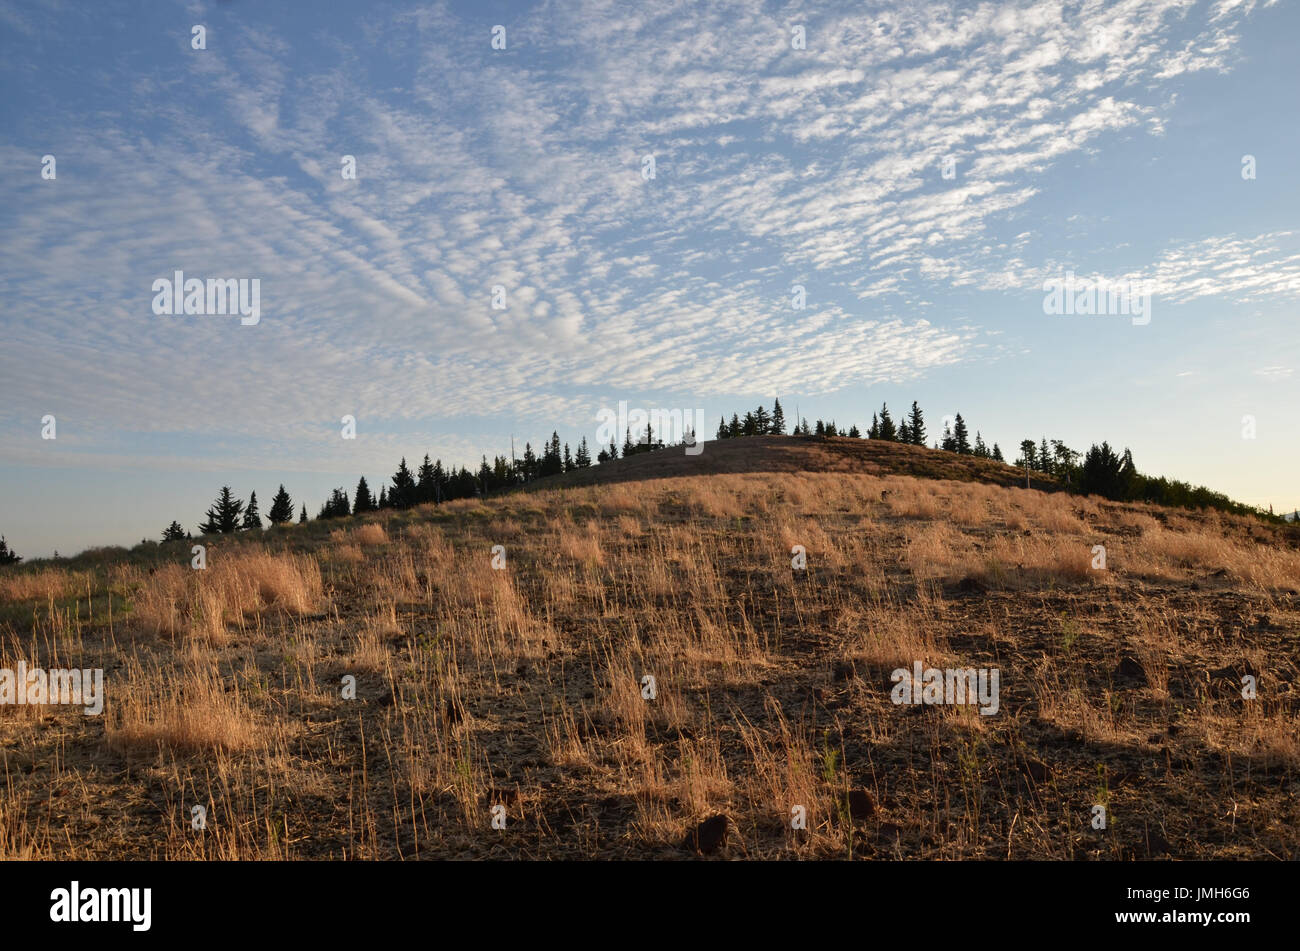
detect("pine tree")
[992,443,1005,463]
[973,432,988,457]
[717,416,729,440]
[770,399,786,435]
[814,419,825,437]
[877,404,897,441]
[353,476,375,513]
[1017,440,1038,470]
[417,455,436,504]
[576,437,591,468]
[954,414,971,454]
[200,487,244,534]
[267,484,294,524]
[1039,438,1053,474]
[907,401,926,446]
[377,486,389,508]
[162,521,187,542]
[242,491,262,530]
[898,420,912,444]
[728,413,742,438]
[848,424,861,438]
[563,443,574,472]
[389,458,417,508]
[941,422,957,452]
[0,536,20,565]
[869,413,880,439]
[754,405,770,435]
[299,504,309,524]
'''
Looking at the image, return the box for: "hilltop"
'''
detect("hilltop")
[1,445,1297,860]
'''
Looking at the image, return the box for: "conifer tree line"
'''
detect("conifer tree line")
[151,398,1265,543]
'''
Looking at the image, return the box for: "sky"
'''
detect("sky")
[1,0,1298,559]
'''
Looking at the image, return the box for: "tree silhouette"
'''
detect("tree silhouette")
[268,485,294,524]
[877,404,897,441]
[200,487,244,534]
[162,520,186,542]
[242,491,262,530]
[953,414,971,454]
[389,458,417,508]
[0,536,20,565]
[907,401,926,446]
[353,476,375,513]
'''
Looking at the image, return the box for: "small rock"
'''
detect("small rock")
[681,815,729,855]
[846,789,876,821]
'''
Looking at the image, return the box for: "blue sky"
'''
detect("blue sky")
[2,0,1297,558]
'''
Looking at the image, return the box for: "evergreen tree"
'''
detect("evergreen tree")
[954,414,971,454]
[299,504,309,524]
[869,413,880,439]
[907,401,927,446]
[877,404,897,441]
[576,437,592,468]
[417,455,436,504]
[354,476,375,513]
[898,420,912,444]
[814,419,825,437]
[770,399,786,435]
[389,458,417,507]
[716,416,729,440]
[563,443,574,472]
[992,443,1005,463]
[1119,448,1139,498]
[242,491,262,530]
[0,536,20,565]
[754,405,771,435]
[267,484,294,524]
[622,428,635,458]
[200,487,245,534]
[941,422,957,452]
[162,521,187,543]
[1017,440,1038,470]
[728,413,742,438]
[848,424,861,438]
[319,487,350,519]
[973,432,988,458]
[1038,438,1053,474]
[377,486,388,508]
[1080,442,1125,500]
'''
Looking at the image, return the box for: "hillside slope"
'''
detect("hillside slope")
[1,451,1297,860]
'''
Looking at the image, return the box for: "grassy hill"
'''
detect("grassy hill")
[1,442,1297,859]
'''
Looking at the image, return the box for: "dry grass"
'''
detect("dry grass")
[1,456,1297,860]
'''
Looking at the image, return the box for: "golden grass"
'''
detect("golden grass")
[2,460,1297,860]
